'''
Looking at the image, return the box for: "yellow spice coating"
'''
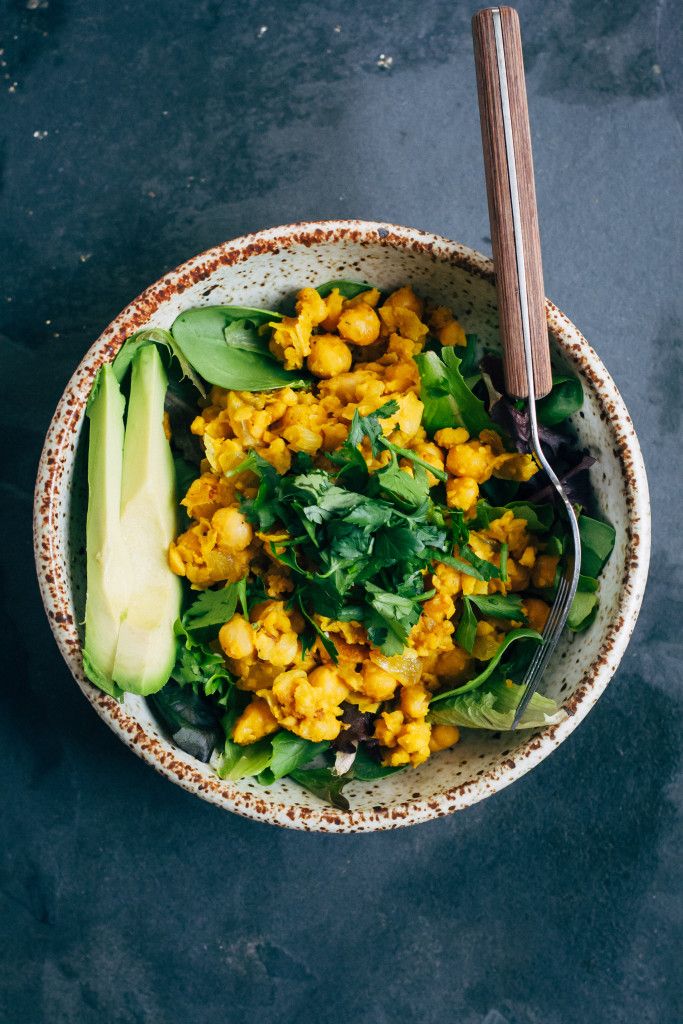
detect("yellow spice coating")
[169,284,543,764]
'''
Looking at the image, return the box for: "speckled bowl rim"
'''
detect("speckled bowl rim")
[33,219,650,833]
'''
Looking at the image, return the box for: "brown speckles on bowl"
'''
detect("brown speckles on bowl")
[33,220,650,833]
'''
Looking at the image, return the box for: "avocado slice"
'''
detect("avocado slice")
[110,345,182,695]
[83,365,130,697]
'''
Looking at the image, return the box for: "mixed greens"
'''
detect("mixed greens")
[83,279,615,809]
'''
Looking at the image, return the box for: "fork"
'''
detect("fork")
[471,6,581,728]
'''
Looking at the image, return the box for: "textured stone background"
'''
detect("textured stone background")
[1,1,681,1022]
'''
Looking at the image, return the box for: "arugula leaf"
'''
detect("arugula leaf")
[257,733,329,784]
[289,766,352,810]
[466,593,526,620]
[429,676,564,730]
[537,374,583,426]
[182,579,248,633]
[415,348,497,436]
[578,515,616,577]
[456,598,477,654]
[315,280,373,299]
[149,679,222,762]
[171,306,310,392]
[112,327,206,396]
[430,627,543,701]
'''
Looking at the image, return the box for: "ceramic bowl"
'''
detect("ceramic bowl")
[33,220,650,832]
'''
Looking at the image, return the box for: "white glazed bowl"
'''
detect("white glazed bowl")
[34,220,650,832]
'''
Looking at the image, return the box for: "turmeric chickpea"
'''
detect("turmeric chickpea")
[400,684,430,720]
[306,334,353,378]
[212,507,253,552]
[219,614,256,660]
[362,663,400,701]
[337,303,381,346]
[523,597,551,632]
[439,320,467,347]
[429,724,460,752]
[446,476,479,511]
[232,698,278,745]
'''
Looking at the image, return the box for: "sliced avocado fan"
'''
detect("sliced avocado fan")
[83,346,181,697]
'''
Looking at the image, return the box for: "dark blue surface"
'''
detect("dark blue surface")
[1,2,681,1022]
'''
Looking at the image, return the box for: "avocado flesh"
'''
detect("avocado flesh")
[111,345,181,695]
[83,366,130,697]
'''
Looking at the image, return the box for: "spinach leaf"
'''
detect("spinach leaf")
[467,593,527,620]
[315,280,373,299]
[171,306,310,392]
[537,374,583,426]
[149,680,222,762]
[258,733,329,784]
[112,327,206,396]
[578,515,616,577]
[289,766,352,810]
[350,746,404,781]
[567,575,600,632]
[429,676,564,730]
[415,348,497,437]
[471,499,554,533]
[455,597,477,654]
[431,627,543,701]
[213,736,274,781]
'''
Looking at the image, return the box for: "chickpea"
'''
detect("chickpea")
[211,507,253,552]
[337,303,381,346]
[362,663,399,701]
[445,475,479,511]
[523,597,551,632]
[232,698,278,745]
[400,684,430,720]
[306,334,353,378]
[383,285,423,317]
[219,614,255,660]
[429,724,460,753]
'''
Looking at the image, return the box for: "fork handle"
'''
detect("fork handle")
[472,6,552,399]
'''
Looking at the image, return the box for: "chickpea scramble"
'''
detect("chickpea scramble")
[84,278,615,809]
[159,282,612,805]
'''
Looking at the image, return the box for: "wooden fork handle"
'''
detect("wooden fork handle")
[472,6,552,399]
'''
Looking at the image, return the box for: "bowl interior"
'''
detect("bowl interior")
[44,224,647,831]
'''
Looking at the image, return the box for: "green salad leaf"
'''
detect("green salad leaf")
[289,766,352,810]
[315,280,373,299]
[213,735,274,781]
[170,306,310,392]
[467,593,526,620]
[455,598,477,653]
[536,374,583,426]
[431,627,543,701]
[149,679,223,762]
[415,347,498,437]
[567,575,600,632]
[470,499,554,533]
[111,327,207,396]
[429,676,564,730]
[578,515,616,577]
[258,733,329,785]
[181,579,248,633]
